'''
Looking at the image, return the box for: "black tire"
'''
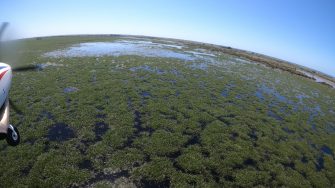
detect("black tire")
[6,126,20,146]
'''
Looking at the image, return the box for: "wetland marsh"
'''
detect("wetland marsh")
[0,35,334,187]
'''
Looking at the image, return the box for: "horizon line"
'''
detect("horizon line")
[3,33,335,80]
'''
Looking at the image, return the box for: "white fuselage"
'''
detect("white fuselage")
[0,62,12,108]
[0,62,11,133]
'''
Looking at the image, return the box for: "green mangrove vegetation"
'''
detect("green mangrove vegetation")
[0,35,334,187]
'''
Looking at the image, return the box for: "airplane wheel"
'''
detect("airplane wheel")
[6,125,20,146]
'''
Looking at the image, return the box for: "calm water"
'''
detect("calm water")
[43,40,218,61]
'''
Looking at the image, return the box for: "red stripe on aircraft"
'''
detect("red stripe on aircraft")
[0,70,8,80]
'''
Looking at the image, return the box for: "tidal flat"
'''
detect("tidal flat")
[0,35,334,187]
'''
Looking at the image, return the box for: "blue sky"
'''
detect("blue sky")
[1,0,335,76]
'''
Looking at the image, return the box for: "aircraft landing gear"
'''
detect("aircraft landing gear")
[6,124,20,146]
[0,98,21,146]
